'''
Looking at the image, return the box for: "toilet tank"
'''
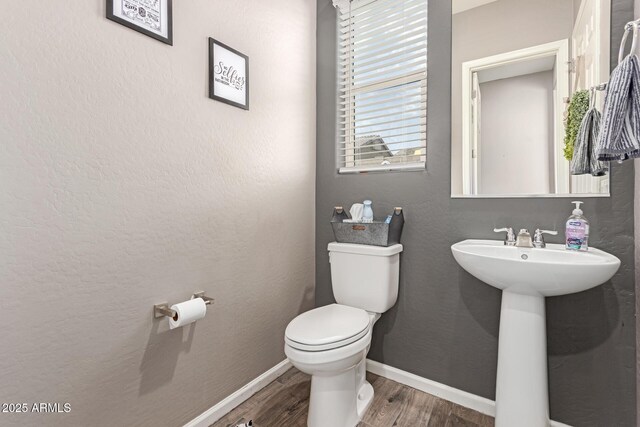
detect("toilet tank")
[328,242,403,313]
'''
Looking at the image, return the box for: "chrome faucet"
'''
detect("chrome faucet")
[532,229,558,248]
[494,227,516,246]
[495,227,557,248]
[515,229,533,248]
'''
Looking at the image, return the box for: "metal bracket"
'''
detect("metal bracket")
[193,291,215,305]
[154,291,214,320]
[154,303,177,320]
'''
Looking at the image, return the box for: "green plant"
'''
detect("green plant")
[564,90,590,161]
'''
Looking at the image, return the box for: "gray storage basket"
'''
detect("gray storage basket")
[330,206,404,247]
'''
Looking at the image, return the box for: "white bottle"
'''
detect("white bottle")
[362,200,373,222]
[565,201,589,251]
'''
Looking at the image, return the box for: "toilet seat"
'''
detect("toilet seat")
[285,304,370,352]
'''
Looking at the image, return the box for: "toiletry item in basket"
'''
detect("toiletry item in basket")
[565,201,589,251]
[346,203,364,223]
[362,200,374,222]
[331,206,350,222]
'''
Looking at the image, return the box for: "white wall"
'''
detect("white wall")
[0,1,316,426]
[478,71,554,194]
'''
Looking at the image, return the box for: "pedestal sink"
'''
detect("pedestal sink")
[451,240,621,427]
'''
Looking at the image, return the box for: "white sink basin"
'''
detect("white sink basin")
[451,239,621,296]
[451,239,620,427]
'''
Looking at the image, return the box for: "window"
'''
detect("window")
[336,0,427,173]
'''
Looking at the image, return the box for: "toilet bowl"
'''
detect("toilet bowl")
[284,242,403,427]
[285,304,379,427]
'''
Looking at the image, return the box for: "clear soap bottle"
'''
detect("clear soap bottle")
[565,201,589,251]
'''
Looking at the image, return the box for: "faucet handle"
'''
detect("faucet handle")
[533,229,558,248]
[494,227,516,246]
[494,227,513,233]
[535,229,558,235]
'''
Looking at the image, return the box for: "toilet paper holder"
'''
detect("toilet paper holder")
[154,291,215,319]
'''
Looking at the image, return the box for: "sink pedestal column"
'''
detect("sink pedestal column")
[496,291,549,427]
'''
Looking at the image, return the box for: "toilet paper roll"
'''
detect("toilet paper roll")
[169,297,207,329]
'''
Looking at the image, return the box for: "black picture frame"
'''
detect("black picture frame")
[106,0,173,46]
[209,38,250,110]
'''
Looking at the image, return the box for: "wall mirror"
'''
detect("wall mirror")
[451,0,611,198]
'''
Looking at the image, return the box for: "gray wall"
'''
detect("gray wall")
[0,1,316,426]
[316,0,636,425]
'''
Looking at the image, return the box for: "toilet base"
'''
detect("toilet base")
[306,364,373,427]
[285,313,381,427]
[356,381,374,419]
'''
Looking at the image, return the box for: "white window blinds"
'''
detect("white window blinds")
[337,0,427,173]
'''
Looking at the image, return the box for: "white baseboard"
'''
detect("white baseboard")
[184,359,292,427]
[366,359,495,416]
[366,359,572,427]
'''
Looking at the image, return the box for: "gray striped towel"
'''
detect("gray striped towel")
[571,108,608,176]
[595,54,640,161]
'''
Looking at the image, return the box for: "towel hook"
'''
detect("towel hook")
[589,86,596,110]
[618,20,639,64]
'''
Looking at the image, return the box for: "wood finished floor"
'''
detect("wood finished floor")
[211,368,494,427]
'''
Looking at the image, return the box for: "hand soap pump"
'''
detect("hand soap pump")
[565,201,589,251]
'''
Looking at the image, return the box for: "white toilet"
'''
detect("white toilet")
[284,242,403,427]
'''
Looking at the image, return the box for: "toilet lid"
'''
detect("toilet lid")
[285,304,370,351]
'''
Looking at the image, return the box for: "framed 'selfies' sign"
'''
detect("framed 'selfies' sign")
[106,0,173,45]
[208,38,249,110]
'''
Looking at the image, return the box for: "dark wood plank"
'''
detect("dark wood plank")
[391,386,438,425]
[276,369,311,400]
[275,367,300,385]
[445,412,483,427]
[427,399,454,427]
[450,404,495,427]
[366,371,380,384]
[360,376,410,425]
[284,407,312,427]
[252,387,309,427]
[211,379,285,427]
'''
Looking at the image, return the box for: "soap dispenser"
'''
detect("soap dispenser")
[565,201,589,251]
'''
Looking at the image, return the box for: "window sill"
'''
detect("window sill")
[338,162,426,174]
